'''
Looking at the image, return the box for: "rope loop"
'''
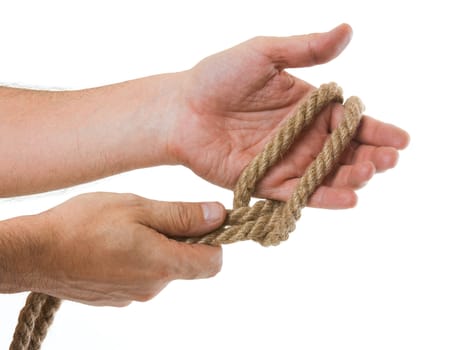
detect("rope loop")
[187,82,364,246]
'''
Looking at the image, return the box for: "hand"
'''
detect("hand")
[23,193,226,306]
[168,24,410,209]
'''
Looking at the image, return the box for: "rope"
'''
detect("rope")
[9,293,61,350]
[9,82,364,349]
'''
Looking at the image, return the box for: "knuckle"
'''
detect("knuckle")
[134,282,168,302]
[305,37,319,65]
[189,247,223,279]
[151,265,173,283]
[134,293,156,303]
[249,36,271,54]
[122,193,143,205]
[348,192,358,208]
[250,35,267,46]
[171,203,196,234]
[114,301,132,308]
[120,193,147,221]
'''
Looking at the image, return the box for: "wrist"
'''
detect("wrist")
[0,213,53,293]
[132,70,190,167]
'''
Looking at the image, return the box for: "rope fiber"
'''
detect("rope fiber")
[9,83,364,349]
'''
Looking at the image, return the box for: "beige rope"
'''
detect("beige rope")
[9,293,61,350]
[9,83,364,349]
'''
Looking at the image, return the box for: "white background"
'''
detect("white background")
[0,0,461,349]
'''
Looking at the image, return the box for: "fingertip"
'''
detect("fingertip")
[308,187,358,209]
[336,23,353,39]
[329,23,353,55]
[396,129,411,150]
[327,188,358,209]
[343,190,358,208]
[208,244,223,278]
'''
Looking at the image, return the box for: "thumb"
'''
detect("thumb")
[254,23,353,69]
[142,200,227,237]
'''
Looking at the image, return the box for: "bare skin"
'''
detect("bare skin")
[0,194,226,306]
[0,24,409,305]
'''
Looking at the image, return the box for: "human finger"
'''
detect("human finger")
[140,200,226,237]
[308,186,358,209]
[355,116,410,149]
[341,145,400,172]
[325,161,376,189]
[258,180,358,209]
[161,239,223,280]
[329,104,410,149]
[253,23,353,69]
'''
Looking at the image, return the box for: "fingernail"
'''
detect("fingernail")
[201,202,224,223]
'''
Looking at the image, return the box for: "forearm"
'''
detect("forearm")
[0,72,183,197]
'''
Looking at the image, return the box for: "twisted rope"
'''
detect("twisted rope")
[9,83,364,349]
[9,293,61,350]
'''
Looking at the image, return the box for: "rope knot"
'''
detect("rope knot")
[188,82,364,247]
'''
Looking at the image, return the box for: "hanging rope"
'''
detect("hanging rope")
[9,82,364,349]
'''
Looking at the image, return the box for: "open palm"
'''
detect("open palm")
[170,24,409,209]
